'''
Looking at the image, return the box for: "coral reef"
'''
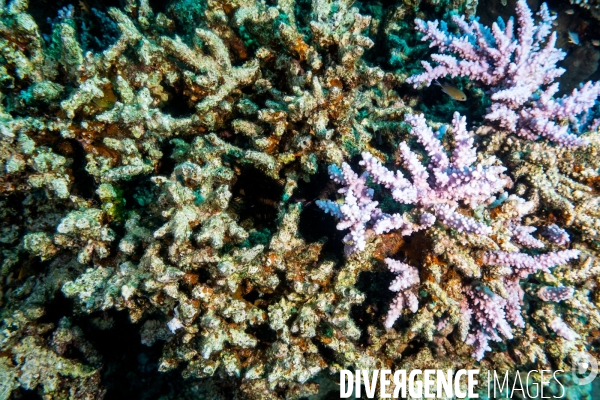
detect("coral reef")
[319,111,583,360]
[408,0,600,147]
[0,0,599,398]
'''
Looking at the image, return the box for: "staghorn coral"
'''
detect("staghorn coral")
[499,135,600,244]
[318,111,509,253]
[64,198,369,398]
[319,111,586,362]
[408,0,600,147]
[318,112,509,252]
[383,258,420,329]
[1,0,599,398]
[0,0,392,396]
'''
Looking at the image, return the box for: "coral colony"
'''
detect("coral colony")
[1,0,600,398]
[318,111,581,360]
[407,1,600,148]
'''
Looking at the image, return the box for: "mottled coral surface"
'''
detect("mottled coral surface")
[0,0,599,399]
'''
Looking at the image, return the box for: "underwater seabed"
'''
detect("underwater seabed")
[1,0,600,398]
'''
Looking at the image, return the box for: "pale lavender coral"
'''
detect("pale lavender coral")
[483,249,580,278]
[464,284,513,361]
[542,223,570,246]
[316,164,381,253]
[167,317,184,333]
[372,212,435,237]
[451,112,477,168]
[387,258,421,291]
[316,111,581,360]
[408,1,557,89]
[463,250,579,359]
[462,278,527,360]
[318,112,507,252]
[537,286,574,302]
[385,294,418,330]
[407,0,598,147]
[364,112,506,237]
[400,113,508,208]
[436,316,449,331]
[167,308,184,333]
[465,331,494,361]
[504,278,526,328]
[511,224,544,248]
[433,204,491,235]
[549,317,580,341]
[385,258,420,329]
[504,81,600,147]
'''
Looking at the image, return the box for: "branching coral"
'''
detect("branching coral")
[318,112,509,253]
[63,199,368,398]
[408,0,600,147]
[1,0,599,398]
[499,136,600,244]
[0,256,104,399]
[319,112,584,360]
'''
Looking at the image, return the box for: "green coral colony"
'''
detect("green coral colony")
[0,0,599,398]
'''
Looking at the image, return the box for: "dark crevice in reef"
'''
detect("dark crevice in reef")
[66,138,100,201]
[160,81,196,118]
[351,269,399,343]
[75,308,188,399]
[313,333,336,364]
[36,290,75,328]
[296,166,346,257]
[10,388,43,399]
[231,165,283,231]
[29,0,122,40]
[21,256,52,285]
[358,3,395,67]
[246,286,281,309]
[118,175,156,214]
[312,389,345,400]
[147,0,169,14]
[294,0,313,34]
[242,288,260,303]
[2,192,25,224]
[195,265,212,284]
[156,139,177,176]
[399,340,426,359]
[245,323,278,349]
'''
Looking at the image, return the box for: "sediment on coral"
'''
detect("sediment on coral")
[0,0,599,398]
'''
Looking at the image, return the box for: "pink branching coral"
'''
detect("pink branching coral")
[511,224,544,248]
[407,0,600,147]
[463,283,515,361]
[318,111,583,360]
[549,318,580,341]
[458,249,579,360]
[542,223,571,246]
[318,112,508,253]
[461,248,579,360]
[483,249,580,278]
[317,163,381,253]
[537,286,574,302]
[384,258,420,329]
